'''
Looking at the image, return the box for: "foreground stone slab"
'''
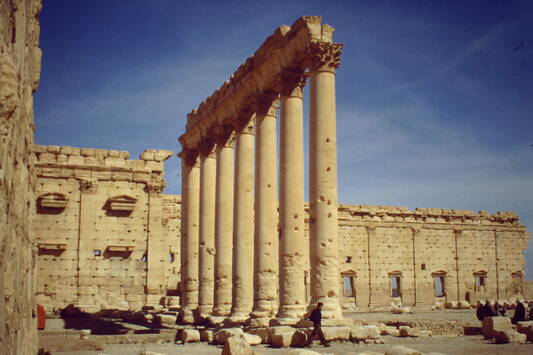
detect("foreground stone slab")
[221,335,253,355]
[213,328,245,345]
[398,326,420,337]
[321,326,351,341]
[270,328,306,347]
[384,345,423,355]
[482,317,512,339]
[494,330,527,344]
[181,329,200,343]
[351,326,381,340]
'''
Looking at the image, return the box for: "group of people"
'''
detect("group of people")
[476,299,533,324]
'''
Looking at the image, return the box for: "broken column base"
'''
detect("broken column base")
[178,308,201,324]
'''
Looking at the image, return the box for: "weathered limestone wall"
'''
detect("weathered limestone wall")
[335,205,530,309]
[0,0,42,353]
[33,145,180,312]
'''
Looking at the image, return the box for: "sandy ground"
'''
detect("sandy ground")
[46,336,533,355]
[42,310,533,355]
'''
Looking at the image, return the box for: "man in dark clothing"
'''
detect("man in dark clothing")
[512,300,526,324]
[476,299,496,321]
[304,302,330,347]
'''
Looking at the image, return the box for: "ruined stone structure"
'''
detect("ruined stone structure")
[178,16,344,326]
[33,145,180,312]
[176,15,531,326]
[0,0,42,353]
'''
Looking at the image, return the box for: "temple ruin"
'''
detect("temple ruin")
[1,8,532,352]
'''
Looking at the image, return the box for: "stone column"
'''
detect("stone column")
[212,129,235,317]
[277,70,307,321]
[179,151,200,324]
[198,143,217,317]
[308,41,343,320]
[250,99,278,327]
[230,118,255,321]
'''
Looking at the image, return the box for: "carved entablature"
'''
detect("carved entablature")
[236,114,256,136]
[107,195,137,212]
[308,41,343,72]
[37,192,67,210]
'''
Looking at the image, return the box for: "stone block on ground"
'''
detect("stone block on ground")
[384,345,423,355]
[398,326,420,337]
[213,328,245,345]
[247,327,270,343]
[221,335,253,355]
[321,326,351,341]
[154,314,177,327]
[270,329,306,348]
[380,326,400,336]
[494,330,527,344]
[351,325,381,340]
[482,316,511,339]
[244,333,262,345]
[200,329,214,343]
[516,321,533,341]
[457,300,471,309]
[181,329,200,343]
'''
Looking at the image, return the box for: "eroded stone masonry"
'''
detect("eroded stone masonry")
[0,0,42,354]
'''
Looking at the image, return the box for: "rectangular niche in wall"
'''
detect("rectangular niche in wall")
[105,245,135,259]
[38,243,67,256]
[106,195,137,216]
[37,192,68,214]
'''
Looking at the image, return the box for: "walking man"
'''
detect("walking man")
[304,302,330,347]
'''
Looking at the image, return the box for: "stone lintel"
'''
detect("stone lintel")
[179,16,341,151]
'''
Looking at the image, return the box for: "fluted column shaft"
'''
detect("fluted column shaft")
[230,120,255,320]
[278,79,306,320]
[198,147,217,317]
[251,102,278,326]
[212,134,235,316]
[179,153,200,323]
[309,42,343,319]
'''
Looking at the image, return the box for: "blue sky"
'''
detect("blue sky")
[35,1,533,277]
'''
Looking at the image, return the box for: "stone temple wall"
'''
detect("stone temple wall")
[0,0,42,354]
[33,145,180,312]
[33,145,530,313]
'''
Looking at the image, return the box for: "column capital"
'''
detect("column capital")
[308,41,343,73]
[235,115,255,136]
[215,125,236,149]
[179,149,200,167]
[252,91,279,117]
[279,68,306,98]
[198,139,217,158]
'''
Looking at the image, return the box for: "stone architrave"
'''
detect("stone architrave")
[179,151,200,323]
[198,143,217,317]
[277,70,307,320]
[308,37,344,319]
[230,119,255,321]
[212,130,235,317]
[250,98,279,326]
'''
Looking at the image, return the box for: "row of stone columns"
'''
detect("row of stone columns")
[179,42,343,325]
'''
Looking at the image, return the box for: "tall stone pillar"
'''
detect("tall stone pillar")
[212,129,235,317]
[230,118,255,321]
[250,99,278,326]
[179,151,200,323]
[198,144,217,317]
[277,71,307,320]
[308,41,343,320]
